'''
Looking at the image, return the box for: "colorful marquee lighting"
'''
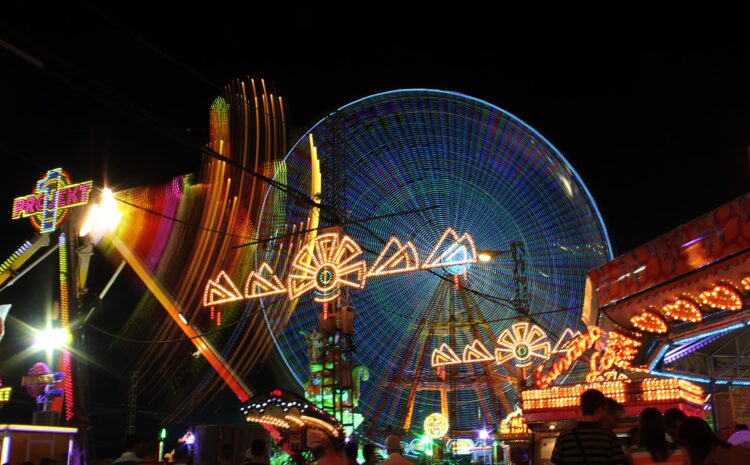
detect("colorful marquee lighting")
[246,415,291,429]
[300,415,342,437]
[741,276,750,291]
[288,232,367,303]
[698,284,743,311]
[662,298,702,322]
[423,413,449,438]
[203,271,244,306]
[431,343,461,367]
[522,381,627,410]
[641,378,704,405]
[535,326,602,388]
[421,228,478,271]
[630,310,668,333]
[244,263,286,298]
[12,168,93,233]
[523,377,704,411]
[285,414,305,427]
[58,234,74,421]
[241,393,343,437]
[367,237,420,277]
[0,241,32,277]
[462,340,494,363]
[585,331,641,383]
[495,322,551,368]
[606,331,641,368]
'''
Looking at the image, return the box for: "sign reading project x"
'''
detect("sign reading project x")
[12,168,93,233]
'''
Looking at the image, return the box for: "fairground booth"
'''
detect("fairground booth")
[516,194,750,464]
[585,192,750,437]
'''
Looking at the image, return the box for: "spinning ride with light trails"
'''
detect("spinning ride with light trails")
[233,89,612,440]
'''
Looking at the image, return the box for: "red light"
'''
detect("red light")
[64,351,73,420]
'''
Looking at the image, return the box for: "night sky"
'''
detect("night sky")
[1,4,750,441]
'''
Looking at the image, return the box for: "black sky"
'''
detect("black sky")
[2,7,749,255]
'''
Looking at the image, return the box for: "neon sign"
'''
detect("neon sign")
[12,168,93,233]
[585,331,640,383]
[499,407,530,435]
[535,326,603,388]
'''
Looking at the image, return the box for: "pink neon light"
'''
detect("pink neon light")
[12,198,25,218]
[146,181,182,269]
[63,351,73,421]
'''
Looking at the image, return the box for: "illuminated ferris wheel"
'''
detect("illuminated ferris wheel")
[253,89,612,438]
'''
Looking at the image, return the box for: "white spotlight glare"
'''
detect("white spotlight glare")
[33,327,71,351]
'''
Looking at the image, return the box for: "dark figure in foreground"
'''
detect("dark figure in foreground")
[113,435,143,465]
[242,440,268,465]
[625,407,689,464]
[679,417,750,465]
[550,388,627,465]
[601,397,624,431]
[663,408,687,445]
[363,444,378,465]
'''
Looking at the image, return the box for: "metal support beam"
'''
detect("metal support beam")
[0,239,59,293]
[112,237,252,402]
[709,327,750,356]
[710,335,750,378]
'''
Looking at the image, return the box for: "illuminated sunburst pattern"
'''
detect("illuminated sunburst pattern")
[288,232,367,303]
[495,322,551,368]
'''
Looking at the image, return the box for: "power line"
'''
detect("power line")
[232,205,439,248]
[114,195,255,240]
[85,318,243,344]
[76,1,221,91]
[0,29,339,223]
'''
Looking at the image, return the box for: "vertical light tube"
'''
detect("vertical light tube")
[59,233,74,421]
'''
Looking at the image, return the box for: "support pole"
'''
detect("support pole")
[112,237,252,402]
[710,381,719,432]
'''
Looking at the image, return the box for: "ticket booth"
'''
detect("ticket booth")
[0,424,77,465]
